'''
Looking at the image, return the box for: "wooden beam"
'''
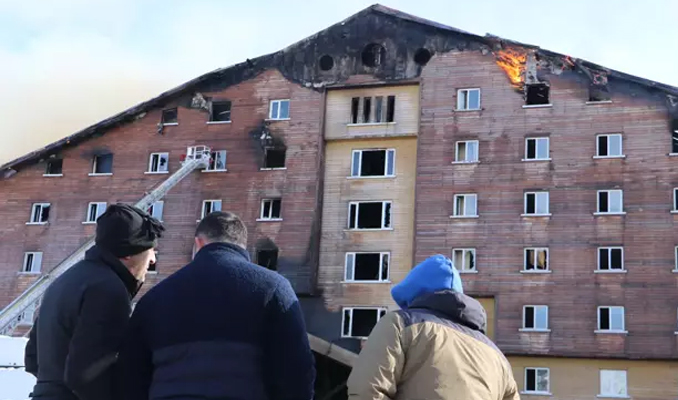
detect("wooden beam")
[308,333,358,367]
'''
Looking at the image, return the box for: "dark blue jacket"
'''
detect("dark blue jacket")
[115,242,315,400]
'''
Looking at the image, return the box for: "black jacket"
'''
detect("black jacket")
[115,242,316,400]
[25,246,141,400]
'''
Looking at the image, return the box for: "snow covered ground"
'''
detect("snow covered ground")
[0,336,34,400]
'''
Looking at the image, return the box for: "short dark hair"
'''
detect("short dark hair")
[195,211,247,248]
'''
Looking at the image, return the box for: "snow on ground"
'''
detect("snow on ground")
[0,336,27,366]
[0,336,35,400]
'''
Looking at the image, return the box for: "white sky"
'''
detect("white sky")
[0,0,675,164]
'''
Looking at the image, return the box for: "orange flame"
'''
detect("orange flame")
[495,49,526,87]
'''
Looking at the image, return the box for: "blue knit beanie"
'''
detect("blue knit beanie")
[391,254,464,309]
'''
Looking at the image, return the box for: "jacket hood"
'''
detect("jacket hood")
[409,290,487,334]
[391,254,463,309]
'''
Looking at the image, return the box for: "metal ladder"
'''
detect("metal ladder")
[0,146,212,335]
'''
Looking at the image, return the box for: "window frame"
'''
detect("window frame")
[523,247,550,273]
[147,201,164,222]
[85,202,107,223]
[596,247,625,272]
[599,369,628,398]
[454,140,479,163]
[344,252,391,282]
[456,88,481,111]
[350,149,396,178]
[147,152,169,174]
[452,194,478,218]
[208,100,232,123]
[90,154,113,175]
[161,108,178,126]
[22,252,43,274]
[674,246,678,272]
[522,305,549,332]
[595,133,624,158]
[452,248,477,273]
[201,200,222,219]
[347,201,393,231]
[259,199,282,221]
[44,158,63,177]
[268,99,291,120]
[341,307,388,339]
[204,150,227,172]
[28,203,51,224]
[596,189,625,215]
[597,306,626,333]
[673,188,678,213]
[523,137,551,161]
[348,96,396,125]
[523,367,551,395]
[523,192,550,216]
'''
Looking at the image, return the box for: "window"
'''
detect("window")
[523,305,549,331]
[598,247,624,271]
[342,307,387,338]
[210,101,232,122]
[92,154,113,175]
[524,368,550,394]
[45,159,63,176]
[269,99,290,120]
[161,108,178,125]
[201,200,222,218]
[348,201,392,230]
[86,202,107,223]
[525,83,550,105]
[349,96,395,124]
[597,134,623,157]
[264,148,286,169]
[457,88,481,110]
[597,190,624,214]
[351,149,395,177]
[455,141,479,163]
[524,137,550,161]
[675,246,678,272]
[672,118,678,154]
[257,249,278,271]
[147,201,164,221]
[345,252,390,282]
[206,150,227,171]
[524,192,550,215]
[22,252,43,273]
[453,194,478,217]
[453,249,476,272]
[29,203,50,224]
[600,370,627,398]
[148,153,169,173]
[597,306,625,332]
[524,248,549,272]
[260,199,282,220]
[673,188,678,212]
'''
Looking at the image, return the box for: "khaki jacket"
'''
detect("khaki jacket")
[347,291,520,400]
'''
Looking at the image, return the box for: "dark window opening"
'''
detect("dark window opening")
[264,148,286,169]
[257,249,278,271]
[374,97,383,123]
[93,154,113,174]
[525,194,536,214]
[599,308,610,330]
[362,97,371,123]
[527,139,537,159]
[611,249,622,269]
[319,55,334,71]
[598,135,608,156]
[414,48,432,66]
[360,150,386,176]
[598,192,609,213]
[361,43,386,68]
[524,307,534,328]
[351,309,380,337]
[672,118,678,153]
[383,202,391,228]
[349,202,390,230]
[526,84,550,105]
[354,253,382,281]
[589,87,610,102]
[210,101,232,122]
[46,159,63,175]
[674,188,678,210]
[350,97,360,124]
[526,369,536,391]
[386,96,396,122]
[162,108,178,124]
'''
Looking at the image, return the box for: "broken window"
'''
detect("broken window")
[453,249,475,272]
[342,307,387,338]
[210,101,232,122]
[457,88,481,111]
[206,150,227,171]
[455,140,479,163]
[269,99,290,120]
[201,200,222,218]
[147,201,164,221]
[86,202,107,223]
[672,118,678,153]
[597,134,623,157]
[525,137,549,160]
[598,306,625,332]
[598,247,624,271]
[29,203,50,224]
[524,368,550,394]
[349,96,396,124]
[344,252,389,281]
[351,149,395,177]
[524,248,549,271]
[524,192,549,215]
[348,201,392,230]
[600,370,628,398]
[45,159,63,176]
[264,148,286,169]
[148,153,169,173]
[453,194,478,217]
[523,305,548,330]
[92,154,113,174]
[257,249,278,271]
[22,252,42,273]
[525,83,550,105]
[260,199,282,220]
[597,190,623,214]
[161,108,178,125]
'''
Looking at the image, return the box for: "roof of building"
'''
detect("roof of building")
[2,3,677,176]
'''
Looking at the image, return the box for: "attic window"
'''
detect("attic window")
[361,43,386,68]
[92,154,113,175]
[161,108,178,125]
[264,148,286,169]
[45,159,63,176]
[210,101,232,122]
[589,88,611,102]
[414,48,432,66]
[319,55,334,71]
[257,249,278,271]
[526,84,550,105]
[672,118,678,154]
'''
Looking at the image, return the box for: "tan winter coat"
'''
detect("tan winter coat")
[347,291,520,400]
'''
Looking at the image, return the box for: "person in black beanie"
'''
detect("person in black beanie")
[24,203,164,400]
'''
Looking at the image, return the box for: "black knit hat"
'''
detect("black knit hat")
[95,203,165,258]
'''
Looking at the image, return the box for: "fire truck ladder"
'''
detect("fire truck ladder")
[0,146,212,335]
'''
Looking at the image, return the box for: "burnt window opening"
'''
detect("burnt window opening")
[525,84,550,105]
[414,48,432,66]
[264,148,286,169]
[351,149,395,177]
[260,199,282,220]
[386,96,396,122]
[589,87,611,102]
[672,118,678,153]
[319,55,334,71]
[361,43,386,68]
[257,249,278,271]
[350,97,360,124]
[45,159,63,176]
[345,252,390,281]
[92,154,113,174]
[348,201,392,230]
[350,96,396,124]
[161,108,178,125]
[342,308,387,338]
[210,101,232,122]
[362,97,372,123]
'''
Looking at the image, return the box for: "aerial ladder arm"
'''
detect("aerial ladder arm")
[0,146,212,334]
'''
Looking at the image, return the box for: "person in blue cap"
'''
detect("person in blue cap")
[347,254,520,400]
